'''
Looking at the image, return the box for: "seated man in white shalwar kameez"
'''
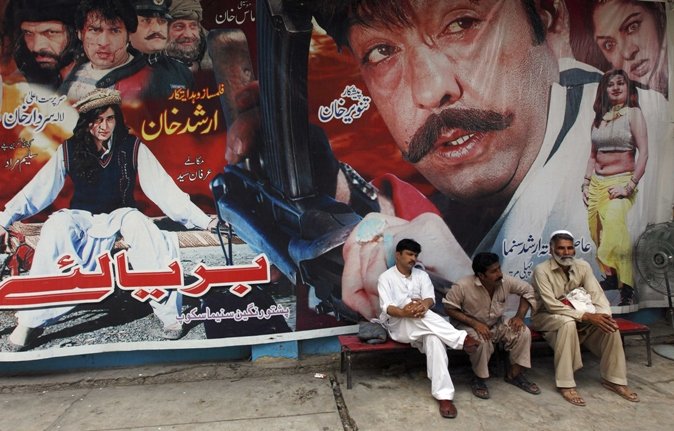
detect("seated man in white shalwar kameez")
[377,238,478,419]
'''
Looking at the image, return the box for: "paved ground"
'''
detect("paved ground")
[1,319,673,431]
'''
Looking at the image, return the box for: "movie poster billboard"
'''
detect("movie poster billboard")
[0,0,672,360]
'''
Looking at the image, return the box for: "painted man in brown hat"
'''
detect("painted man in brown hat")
[165,0,210,71]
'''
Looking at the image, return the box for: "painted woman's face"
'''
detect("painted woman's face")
[593,1,662,89]
[606,74,628,106]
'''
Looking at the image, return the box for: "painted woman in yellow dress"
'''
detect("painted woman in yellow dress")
[582,69,648,306]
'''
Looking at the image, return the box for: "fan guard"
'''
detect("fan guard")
[635,222,674,297]
[634,221,674,360]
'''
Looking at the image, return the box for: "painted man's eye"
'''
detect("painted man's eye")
[362,44,399,65]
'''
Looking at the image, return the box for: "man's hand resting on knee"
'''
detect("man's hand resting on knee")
[581,313,619,333]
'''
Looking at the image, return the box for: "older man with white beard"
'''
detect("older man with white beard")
[164,0,209,72]
[531,230,638,407]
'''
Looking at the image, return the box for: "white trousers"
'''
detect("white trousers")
[16,208,181,328]
[387,310,467,400]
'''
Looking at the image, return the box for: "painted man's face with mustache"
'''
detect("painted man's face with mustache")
[130,16,168,54]
[347,0,560,205]
[20,21,70,70]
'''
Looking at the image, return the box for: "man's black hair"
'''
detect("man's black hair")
[12,25,79,88]
[75,0,138,33]
[472,252,500,276]
[70,104,130,184]
[4,0,82,86]
[311,0,547,50]
[396,238,421,254]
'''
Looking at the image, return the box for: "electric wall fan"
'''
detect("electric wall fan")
[634,221,674,360]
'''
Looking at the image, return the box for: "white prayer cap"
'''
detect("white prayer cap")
[550,229,574,241]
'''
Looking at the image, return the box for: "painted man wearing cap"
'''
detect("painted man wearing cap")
[0,88,217,350]
[129,0,171,54]
[6,0,80,89]
[129,0,195,99]
[165,0,210,72]
[531,230,638,407]
[59,0,154,102]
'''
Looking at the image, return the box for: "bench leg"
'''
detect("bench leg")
[346,351,353,389]
[645,332,652,367]
[340,349,346,373]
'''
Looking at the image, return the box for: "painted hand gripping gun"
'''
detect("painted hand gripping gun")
[209,0,379,323]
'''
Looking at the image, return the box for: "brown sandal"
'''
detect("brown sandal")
[558,387,586,407]
[601,380,639,402]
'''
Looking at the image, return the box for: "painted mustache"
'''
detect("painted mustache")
[145,32,167,40]
[30,49,60,62]
[174,36,198,44]
[403,108,513,163]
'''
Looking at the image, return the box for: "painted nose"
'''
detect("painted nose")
[96,32,111,46]
[33,34,52,52]
[409,44,462,110]
[620,38,638,61]
[185,26,199,40]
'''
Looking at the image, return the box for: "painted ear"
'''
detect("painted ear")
[542,0,573,60]
[543,0,569,33]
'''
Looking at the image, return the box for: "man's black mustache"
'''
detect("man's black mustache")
[30,49,59,62]
[145,33,167,40]
[403,108,513,163]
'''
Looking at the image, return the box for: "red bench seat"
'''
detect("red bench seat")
[338,318,651,389]
[338,335,413,389]
[528,318,651,366]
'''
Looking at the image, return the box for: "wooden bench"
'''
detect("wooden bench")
[339,318,651,389]
[528,318,651,366]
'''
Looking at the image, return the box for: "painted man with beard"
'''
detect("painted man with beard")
[531,230,638,407]
[165,0,209,72]
[8,0,80,90]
